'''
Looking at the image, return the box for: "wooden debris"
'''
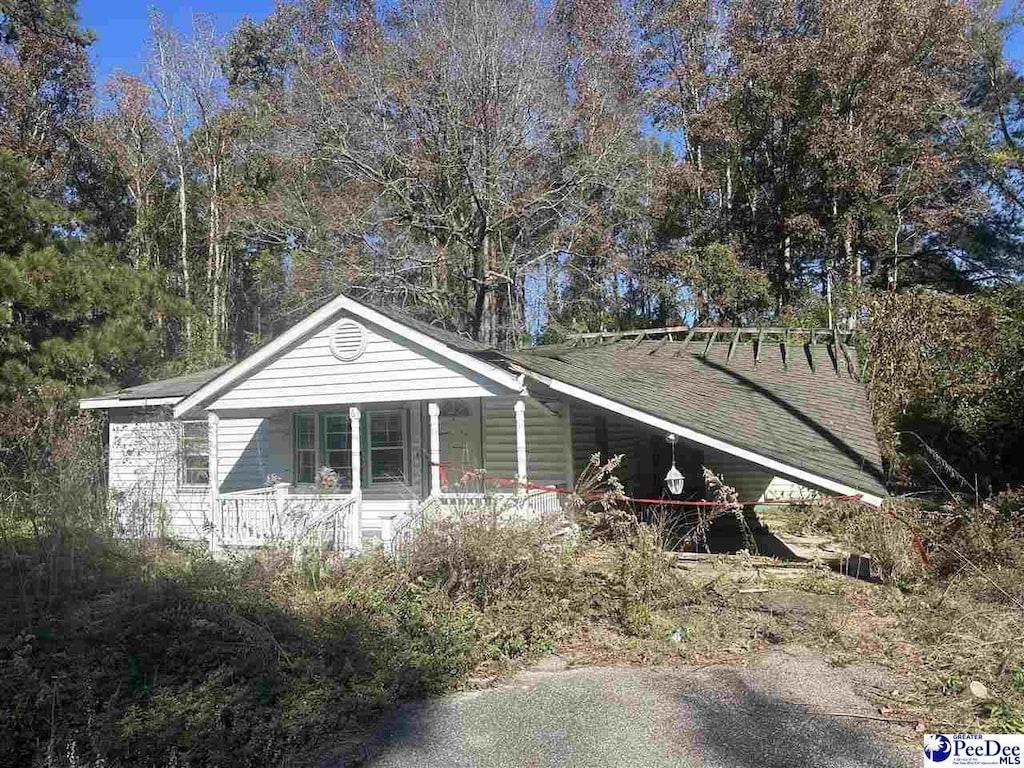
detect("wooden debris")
[727,327,741,361]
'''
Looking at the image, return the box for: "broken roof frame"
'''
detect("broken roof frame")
[563,326,859,377]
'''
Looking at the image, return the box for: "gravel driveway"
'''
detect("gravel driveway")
[355,647,916,768]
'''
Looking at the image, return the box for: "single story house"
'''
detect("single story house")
[79,294,887,550]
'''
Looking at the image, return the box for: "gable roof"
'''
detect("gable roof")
[76,291,886,505]
[79,365,232,409]
[366,303,493,354]
[172,294,521,417]
[507,339,886,505]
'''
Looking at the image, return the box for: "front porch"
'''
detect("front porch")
[205,396,570,550]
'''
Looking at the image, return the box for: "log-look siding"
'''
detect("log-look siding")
[484,396,571,490]
[210,311,503,410]
[569,403,811,502]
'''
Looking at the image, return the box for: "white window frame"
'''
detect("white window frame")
[178,420,210,487]
[319,411,353,489]
[293,412,318,486]
[366,409,408,487]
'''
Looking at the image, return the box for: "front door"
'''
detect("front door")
[439,399,481,488]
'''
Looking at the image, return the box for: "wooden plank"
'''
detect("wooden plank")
[567,325,691,340]
[837,332,855,377]
[755,328,766,366]
[675,328,697,356]
[727,327,741,361]
[703,329,718,358]
[630,331,647,348]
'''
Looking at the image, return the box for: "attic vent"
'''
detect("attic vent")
[329,319,368,362]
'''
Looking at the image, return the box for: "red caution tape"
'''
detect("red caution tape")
[430,461,864,508]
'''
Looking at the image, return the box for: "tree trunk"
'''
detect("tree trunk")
[208,159,220,356]
[725,160,733,213]
[175,151,192,349]
[890,213,901,291]
[778,233,792,313]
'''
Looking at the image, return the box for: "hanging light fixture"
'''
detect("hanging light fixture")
[665,434,685,495]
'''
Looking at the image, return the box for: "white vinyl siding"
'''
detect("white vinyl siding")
[210,312,502,410]
[107,410,208,540]
[215,413,290,492]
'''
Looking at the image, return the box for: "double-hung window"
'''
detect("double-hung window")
[293,412,353,489]
[294,414,317,485]
[368,411,405,485]
[320,412,352,488]
[179,421,209,486]
[293,410,404,489]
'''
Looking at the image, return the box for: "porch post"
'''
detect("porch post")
[562,400,574,491]
[428,402,441,496]
[514,399,527,494]
[349,406,362,551]
[207,411,219,552]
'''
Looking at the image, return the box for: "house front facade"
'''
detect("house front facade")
[81,295,888,550]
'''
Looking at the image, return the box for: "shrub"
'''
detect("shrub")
[616,520,674,636]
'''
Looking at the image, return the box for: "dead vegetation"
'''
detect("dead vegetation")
[3,436,1022,766]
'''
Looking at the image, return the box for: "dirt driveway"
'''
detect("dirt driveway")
[355,647,917,767]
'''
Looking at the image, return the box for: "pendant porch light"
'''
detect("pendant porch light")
[665,434,685,495]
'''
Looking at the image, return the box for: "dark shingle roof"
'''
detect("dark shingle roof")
[364,302,493,354]
[93,365,232,401]
[508,340,886,498]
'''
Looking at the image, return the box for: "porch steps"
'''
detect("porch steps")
[359,498,418,548]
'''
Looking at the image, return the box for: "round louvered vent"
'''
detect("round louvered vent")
[329,319,367,362]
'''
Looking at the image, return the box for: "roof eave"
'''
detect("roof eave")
[79,396,182,410]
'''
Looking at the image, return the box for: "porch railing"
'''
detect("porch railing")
[215,484,357,549]
[391,488,566,557]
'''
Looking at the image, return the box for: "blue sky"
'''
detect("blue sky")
[79,0,1024,89]
[79,0,276,85]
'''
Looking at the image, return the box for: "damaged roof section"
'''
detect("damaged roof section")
[508,337,886,500]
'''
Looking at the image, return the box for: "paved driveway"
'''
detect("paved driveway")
[359,648,915,768]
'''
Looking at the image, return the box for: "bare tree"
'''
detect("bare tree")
[96,72,165,270]
[146,10,194,349]
[183,14,231,354]
[279,0,609,345]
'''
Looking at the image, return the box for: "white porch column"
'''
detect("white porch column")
[207,411,219,551]
[348,406,362,551]
[514,399,527,494]
[428,402,441,496]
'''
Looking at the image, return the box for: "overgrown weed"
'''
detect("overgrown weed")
[1,452,692,766]
[785,492,1024,733]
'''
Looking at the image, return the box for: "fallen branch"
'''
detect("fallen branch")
[809,711,920,725]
